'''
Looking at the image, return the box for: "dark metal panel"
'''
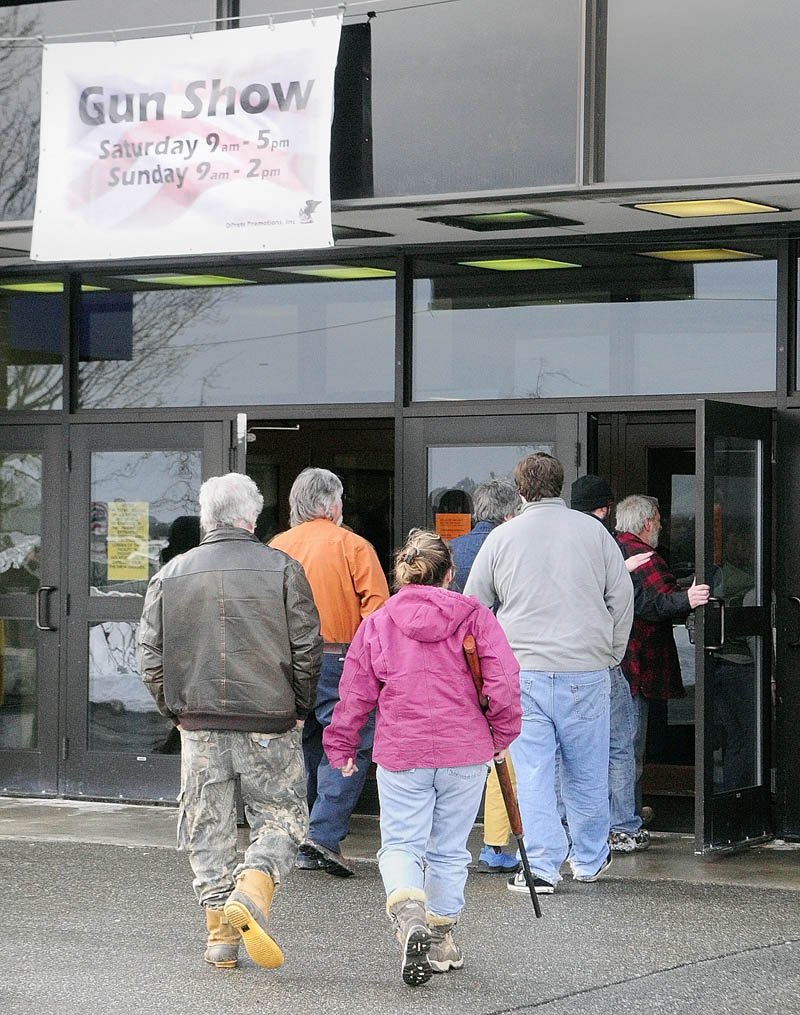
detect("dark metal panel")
[774,409,800,838]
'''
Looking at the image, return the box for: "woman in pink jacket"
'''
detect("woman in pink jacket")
[323,528,521,987]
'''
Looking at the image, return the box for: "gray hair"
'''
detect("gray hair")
[473,479,520,525]
[198,473,264,532]
[615,494,659,536]
[289,467,343,526]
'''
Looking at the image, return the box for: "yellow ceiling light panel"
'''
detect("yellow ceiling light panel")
[0,282,108,292]
[459,258,580,271]
[270,265,396,280]
[640,248,761,262]
[632,199,781,218]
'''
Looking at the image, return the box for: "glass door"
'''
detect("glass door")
[695,400,773,852]
[0,426,62,795]
[403,414,581,537]
[64,422,227,801]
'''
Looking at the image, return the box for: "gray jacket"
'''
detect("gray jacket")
[464,498,633,672]
[137,526,322,733]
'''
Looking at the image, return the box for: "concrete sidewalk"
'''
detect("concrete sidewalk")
[1,797,800,1015]
[2,795,800,890]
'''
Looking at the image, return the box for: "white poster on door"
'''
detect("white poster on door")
[31,18,341,261]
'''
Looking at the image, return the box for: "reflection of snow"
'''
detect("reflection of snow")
[0,533,39,574]
[89,621,155,712]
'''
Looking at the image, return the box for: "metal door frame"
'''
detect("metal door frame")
[694,399,773,852]
[0,423,63,796]
[62,419,228,801]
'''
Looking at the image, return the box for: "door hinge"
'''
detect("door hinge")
[229,445,237,471]
[66,450,72,472]
[575,442,582,468]
[771,598,777,629]
[61,736,69,761]
[65,593,71,616]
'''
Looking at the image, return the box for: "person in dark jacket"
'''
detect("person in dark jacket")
[614,494,709,822]
[138,473,322,973]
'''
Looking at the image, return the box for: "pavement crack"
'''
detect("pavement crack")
[481,936,800,1014]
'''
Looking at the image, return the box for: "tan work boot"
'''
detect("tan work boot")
[426,912,464,972]
[386,888,432,987]
[203,908,240,968]
[223,869,283,969]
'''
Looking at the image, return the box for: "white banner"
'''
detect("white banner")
[31,18,341,261]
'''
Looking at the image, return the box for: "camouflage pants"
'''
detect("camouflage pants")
[177,727,308,908]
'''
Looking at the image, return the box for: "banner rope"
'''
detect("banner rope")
[0,0,465,46]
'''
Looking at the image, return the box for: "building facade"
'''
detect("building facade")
[1,0,800,854]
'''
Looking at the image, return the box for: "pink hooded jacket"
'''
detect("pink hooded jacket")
[323,585,521,772]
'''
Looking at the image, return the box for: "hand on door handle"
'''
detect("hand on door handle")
[35,586,57,631]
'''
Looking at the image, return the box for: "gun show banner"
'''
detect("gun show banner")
[31,18,341,261]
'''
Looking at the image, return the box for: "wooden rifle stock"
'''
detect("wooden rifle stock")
[463,635,522,837]
[463,633,542,918]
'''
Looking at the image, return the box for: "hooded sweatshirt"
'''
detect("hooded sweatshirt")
[323,584,522,772]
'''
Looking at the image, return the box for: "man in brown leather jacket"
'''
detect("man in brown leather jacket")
[138,472,322,972]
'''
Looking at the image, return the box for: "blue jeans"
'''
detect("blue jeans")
[376,763,488,918]
[304,652,374,851]
[632,692,650,815]
[509,669,610,885]
[608,666,640,835]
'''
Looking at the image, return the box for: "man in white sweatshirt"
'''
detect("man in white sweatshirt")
[465,453,633,894]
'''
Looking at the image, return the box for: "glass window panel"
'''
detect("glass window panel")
[0,287,63,410]
[88,620,177,754]
[711,635,761,793]
[427,444,549,536]
[605,0,800,182]
[0,452,41,595]
[413,259,776,400]
[90,450,202,596]
[240,0,582,196]
[78,277,395,407]
[0,2,215,222]
[710,436,762,608]
[708,435,762,792]
[0,617,37,748]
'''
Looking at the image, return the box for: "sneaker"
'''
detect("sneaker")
[641,806,655,826]
[476,844,521,873]
[574,851,612,883]
[506,870,555,894]
[610,829,651,853]
[301,840,356,877]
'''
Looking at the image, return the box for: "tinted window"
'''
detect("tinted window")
[605,0,800,181]
[414,256,776,400]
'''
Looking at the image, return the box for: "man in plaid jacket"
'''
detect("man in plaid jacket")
[614,495,710,823]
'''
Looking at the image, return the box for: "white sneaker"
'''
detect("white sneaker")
[506,870,555,894]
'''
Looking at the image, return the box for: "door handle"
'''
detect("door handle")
[35,586,57,632]
[704,596,725,651]
[788,596,800,648]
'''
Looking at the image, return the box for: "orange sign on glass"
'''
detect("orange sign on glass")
[435,513,472,540]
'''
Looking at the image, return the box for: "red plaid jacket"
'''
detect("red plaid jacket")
[615,530,690,701]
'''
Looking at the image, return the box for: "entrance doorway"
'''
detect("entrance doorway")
[595,412,697,830]
[244,418,394,574]
[595,406,774,851]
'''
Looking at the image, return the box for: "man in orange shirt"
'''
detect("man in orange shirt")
[271,467,390,876]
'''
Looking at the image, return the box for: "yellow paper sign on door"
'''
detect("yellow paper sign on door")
[107,501,149,581]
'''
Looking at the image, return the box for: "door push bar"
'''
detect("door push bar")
[704,597,725,651]
[788,596,800,648]
[35,586,57,632]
